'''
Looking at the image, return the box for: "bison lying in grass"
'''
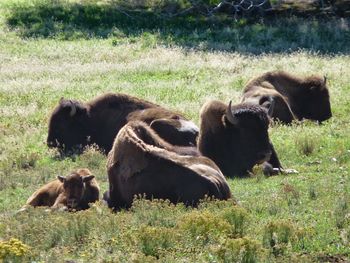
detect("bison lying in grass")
[47,93,198,154]
[24,168,99,211]
[104,121,231,210]
[198,100,285,177]
[241,71,332,124]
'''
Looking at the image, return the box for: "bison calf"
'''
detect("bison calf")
[24,168,99,211]
[47,93,198,154]
[105,121,231,210]
[198,100,283,177]
[242,71,332,124]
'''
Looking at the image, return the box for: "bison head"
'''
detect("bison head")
[223,101,273,175]
[47,98,90,153]
[302,76,332,122]
[258,94,296,124]
[58,172,95,209]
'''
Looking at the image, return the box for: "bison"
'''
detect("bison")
[198,100,284,177]
[241,71,332,124]
[47,93,199,154]
[104,121,231,210]
[24,168,99,211]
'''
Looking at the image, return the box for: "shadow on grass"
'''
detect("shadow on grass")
[5,1,350,54]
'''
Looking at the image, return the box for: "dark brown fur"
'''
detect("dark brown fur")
[105,121,231,210]
[47,93,199,153]
[25,168,99,211]
[198,100,282,177]
[242,71,332,124]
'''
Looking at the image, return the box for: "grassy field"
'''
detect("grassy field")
[0,0,350,262]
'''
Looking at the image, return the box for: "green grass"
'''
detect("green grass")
[0,0,350,262]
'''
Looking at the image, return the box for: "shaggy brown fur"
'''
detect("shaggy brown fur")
[47,93,199,154]
[198,100,282,177]
[105,121,231,210]
[25,168,99,211]
[242,71,332,124]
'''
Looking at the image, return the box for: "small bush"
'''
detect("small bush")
[308,185,317,200]
[137,225,174,258]
[295,135,316,156]
[178,210,231,243]
[281,182,300,206]
[220,206,250,238]
[15,152,40,170]
[214,237,266,263]
[78,145,105,170]
[335,197,350,229]
[0,238,31,261]
[131,198,186,227]
[263,220,302,256]
[340,226,350,246]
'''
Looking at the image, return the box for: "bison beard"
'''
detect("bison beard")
[47,93,199,154]
[104,121,231,210]
[23,168,100,211]
[198,100,282,177]
[241,71,332,124]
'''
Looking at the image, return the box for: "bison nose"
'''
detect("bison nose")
[47,140,56,148]
[257,151,272,164]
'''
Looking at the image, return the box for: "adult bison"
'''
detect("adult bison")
[105,121,231,210]
[47,93,199,154]
[241,71,332,124]
[198,100,284,177]
[24,168,99,211]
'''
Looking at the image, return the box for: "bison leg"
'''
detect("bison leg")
[263,142,282,176]
[263,143,298,175]
[102,190,110,206]
[26,191,50,207]
[51,193,68,210]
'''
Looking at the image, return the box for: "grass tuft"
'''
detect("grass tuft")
[295,134,317,156]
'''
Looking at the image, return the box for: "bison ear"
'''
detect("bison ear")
[67,100,77,117]
[57,175,66,183]
[225,101,239,126]
[82,175,95,183]
[59,98,77,117]
[267,98,275,118]
[323,75,327,85]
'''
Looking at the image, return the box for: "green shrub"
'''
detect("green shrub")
[295,134,317,156]
[335,196,350,229]
[214,237,266,263]
[0,238,31,262]
[131,198,186,227]
[263,220,302,256]
[178,210,231,243]
[220,206,250,238]
[281,182,300,206]
[137,225,174,258]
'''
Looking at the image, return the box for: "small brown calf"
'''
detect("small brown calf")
[24,168,99,211]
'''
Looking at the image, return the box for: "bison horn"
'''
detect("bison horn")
[225,100,239,125]
[267,98,275,118]
[68,100,77,117]
[323,75,327,84]
[57,175,66,183]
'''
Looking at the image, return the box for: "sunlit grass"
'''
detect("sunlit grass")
[0,0,350,262]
